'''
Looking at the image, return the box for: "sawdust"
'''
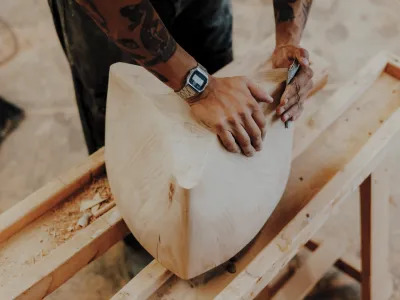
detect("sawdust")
[48,176,114,245]
[23,176,114,265]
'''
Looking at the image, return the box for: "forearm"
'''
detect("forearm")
[76,0,196,91]
[273,0,312,47]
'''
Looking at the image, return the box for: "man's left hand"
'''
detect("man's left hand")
[271,45,313,123]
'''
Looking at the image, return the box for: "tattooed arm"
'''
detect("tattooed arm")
[272,0,314,124]
[76,0,197,91]
[76,0,275,157]
[273,0,312,49]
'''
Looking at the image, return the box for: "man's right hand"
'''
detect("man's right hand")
[188,76,273,157]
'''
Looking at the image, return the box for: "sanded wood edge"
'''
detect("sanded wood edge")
[305,239,361,282]
[0,148,105,244]
[293,51,392,160]
[3,207,129,300]
[111,260,172,300]
[215,108,400,300]
[272,238,346,300]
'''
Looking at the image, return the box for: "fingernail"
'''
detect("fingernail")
[302,58,309,66]
[245,151,254,157]
[283,113,289,122]
[267,95,274,103]
[278,107,285,115]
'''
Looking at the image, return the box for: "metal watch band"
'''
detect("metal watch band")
[176,85,197,99]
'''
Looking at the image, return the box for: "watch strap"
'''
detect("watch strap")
[176,85,197,99]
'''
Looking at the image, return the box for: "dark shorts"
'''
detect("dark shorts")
[48,0,233,153]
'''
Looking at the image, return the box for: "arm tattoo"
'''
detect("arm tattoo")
[273,0,313,25]
[273,0,313,45]
[120,3,177,67]
[76,0,177,82]
[273,0,297,23]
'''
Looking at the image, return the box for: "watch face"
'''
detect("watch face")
[189,70,208,92]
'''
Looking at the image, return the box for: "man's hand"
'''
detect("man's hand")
[272,45,313,123]
[189,76,273,157]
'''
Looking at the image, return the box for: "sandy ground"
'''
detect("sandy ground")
[1,0,400,299]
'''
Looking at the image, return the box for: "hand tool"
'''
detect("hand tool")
[285,59,301,128]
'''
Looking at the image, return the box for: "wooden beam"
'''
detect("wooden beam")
[272,239,346,300]
[360,159,393,300]
[111,261,171,300]
[1,207,128,299]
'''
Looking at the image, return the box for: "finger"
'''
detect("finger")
[294,48,310,67]
[277,93,299,116]
[252,108,266,138]
[232,124,255,157]
[277,80,312,115]
[246,79,274,103]
[242,114,263,151]
[282,102,304,122]
[280,67,313,103]
[217,128,240,153]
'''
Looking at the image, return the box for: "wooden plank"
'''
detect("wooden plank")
[360,160,393,300]
[1,207,128,299]
[111,261,171,300]
[0,148,105,244]
[293,51,389,159]
[272,239,346,300]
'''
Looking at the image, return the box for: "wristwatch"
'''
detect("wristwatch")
[176,64,209,100]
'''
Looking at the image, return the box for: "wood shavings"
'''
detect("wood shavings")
[91,204,100,215]
[77,212,92,228]
[80,193,108,212]
[93,201,116,218]
[44,176,114,246]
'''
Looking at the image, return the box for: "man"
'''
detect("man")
[48,0,313,157]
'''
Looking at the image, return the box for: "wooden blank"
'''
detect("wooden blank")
[104,44,327,279]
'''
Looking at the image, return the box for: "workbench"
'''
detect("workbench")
[1,51,400,299]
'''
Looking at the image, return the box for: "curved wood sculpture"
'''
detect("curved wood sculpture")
[105,52,295,279]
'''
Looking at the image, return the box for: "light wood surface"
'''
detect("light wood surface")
[104,41,327,279]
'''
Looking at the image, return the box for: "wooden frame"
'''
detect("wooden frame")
[0,52,399,299]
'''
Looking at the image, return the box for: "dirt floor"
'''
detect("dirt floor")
[1,0,400,299]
